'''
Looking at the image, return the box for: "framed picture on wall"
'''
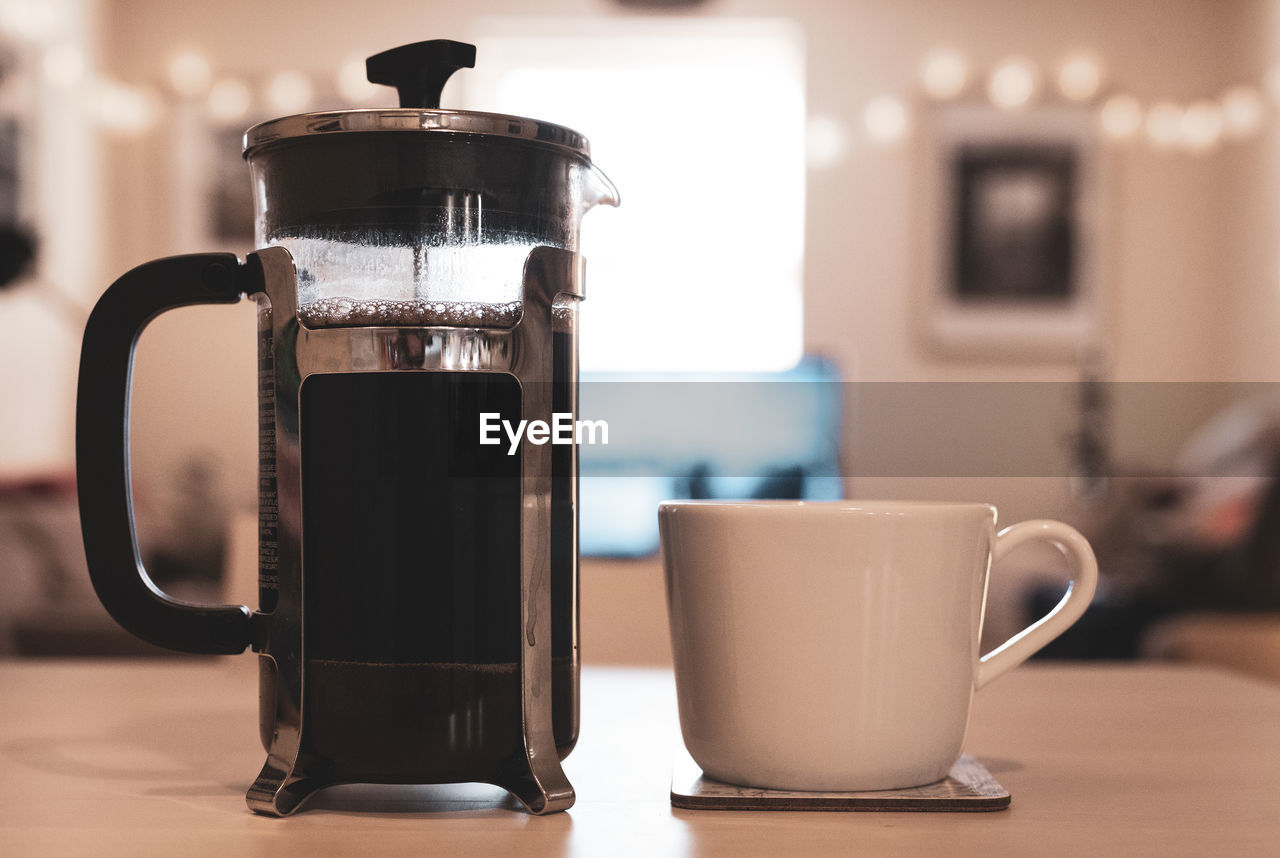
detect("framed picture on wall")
[209,124,256,243]
[169,103,270,252]
[918,103,1105,359]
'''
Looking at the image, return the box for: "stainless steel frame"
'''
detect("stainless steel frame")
[244,244,581,816]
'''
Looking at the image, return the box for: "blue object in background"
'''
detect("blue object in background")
[578,356,844,557]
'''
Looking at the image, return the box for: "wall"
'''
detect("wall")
[0,0,101,477]
[0,0,1261,662]
[80,0,1276,533]
[1227,0,1280,380]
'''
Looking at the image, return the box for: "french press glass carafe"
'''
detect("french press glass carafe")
[76,40,617,815]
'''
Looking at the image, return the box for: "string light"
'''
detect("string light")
[1221,85,1264,139]
[168,51,212,98]
[22,37,1279,157]
[91,78,158,136]
[1057,54,1103,102]
[207,78,252,123]
[806,114,850,167]
[337,56,381,103]
[1146,101,1184,149]
[921,50,968,101]
[265,70,313,114]
[988,57,1039,110]
[1099,94,1143,140]
[1181,100,1223,152]
[863,96,910,144]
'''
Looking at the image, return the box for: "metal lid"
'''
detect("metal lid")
[242,39,595,162]
[243,108,595,160]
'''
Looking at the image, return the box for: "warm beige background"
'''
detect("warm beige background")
[84,0,1280,517]
[5,0,1280,659]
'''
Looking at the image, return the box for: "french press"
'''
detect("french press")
[76,40,617,815]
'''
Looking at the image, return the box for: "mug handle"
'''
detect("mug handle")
[77,253,267,654]
[976,520,1099,688]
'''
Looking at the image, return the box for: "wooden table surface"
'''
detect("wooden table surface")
[1,659,1278,856]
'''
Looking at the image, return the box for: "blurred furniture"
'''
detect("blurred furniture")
[1028,471,1280,662]
[1030,393,1280,662]
[0,475,104,655]
[0,472,227,656]
[11,609,177,657]
[1143,612,1280,683]
[1,659,1278,854]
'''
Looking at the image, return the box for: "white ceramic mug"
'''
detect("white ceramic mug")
[659,500,1098,792]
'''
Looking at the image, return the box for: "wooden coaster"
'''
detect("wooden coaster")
[671,753,1010,812]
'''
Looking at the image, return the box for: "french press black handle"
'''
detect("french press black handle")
[365,39,476,109]
[77,253,266,654]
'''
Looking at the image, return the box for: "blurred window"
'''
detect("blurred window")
[465,20,806,372]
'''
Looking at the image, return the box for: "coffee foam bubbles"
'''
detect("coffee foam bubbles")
[299,296,525,328]
[275,232,584,330]
[278,233,537,307]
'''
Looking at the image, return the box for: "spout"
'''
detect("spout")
[584,163,620,210]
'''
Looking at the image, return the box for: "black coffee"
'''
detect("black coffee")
[298,361,575,784]
[305,657,575,784]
